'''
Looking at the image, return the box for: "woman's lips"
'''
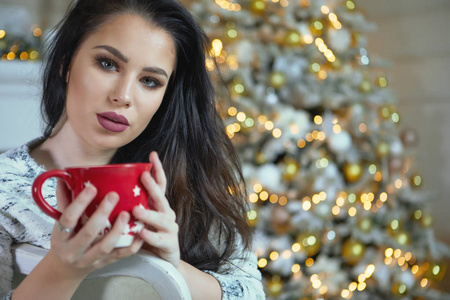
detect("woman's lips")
[97,112,129,132]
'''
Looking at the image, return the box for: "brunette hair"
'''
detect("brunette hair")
[41,0,252,271]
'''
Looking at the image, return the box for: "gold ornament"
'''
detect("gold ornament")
[391,282,408,297]
[412,209,423,221]
[343,162,363,183]
[392,229,411,246]
[255,151,267,165]
[330,57,342,70]
[376,141,390,158]
[359,80,372,93]
[424,261,447,282]
[342,239,366,265]
[226,28,238,40]
[229,77,246,98]
[296,232,322,256]
[282,157,300,181]
[267,275,283,297]
[269,71,287,89]
[358,217,373,232]
[250,0,266,14]
[310,19,323,36]
[309,62,321,74]
[346,0,356,11]
[380,106,391,119]
[377,75,388,88]
[247,209,258,227]
[351,33,362,48]
[410,174,422,188]
[420,213,433,228]
[300,0,310,7]
[388,219,402,235]
[284,29,302,46]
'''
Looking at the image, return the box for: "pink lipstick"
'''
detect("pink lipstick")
[97,111,129,132]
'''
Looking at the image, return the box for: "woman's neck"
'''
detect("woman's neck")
[30,124,116,170]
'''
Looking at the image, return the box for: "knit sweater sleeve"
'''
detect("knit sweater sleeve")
[0,223,14,300]
[204,235,265,299]
[0,143,55,300]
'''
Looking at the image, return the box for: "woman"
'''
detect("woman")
[0,0,265,299]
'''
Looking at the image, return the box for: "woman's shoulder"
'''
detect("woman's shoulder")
[1,138,44,170]
[0,139,45,192]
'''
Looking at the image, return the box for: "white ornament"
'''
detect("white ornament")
[327,28,351,53]
[328,131,352,153]
[256,164,282,193]
[390,138,403,156]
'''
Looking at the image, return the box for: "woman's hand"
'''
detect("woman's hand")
[48,182,144,278]
[132,151,180,267]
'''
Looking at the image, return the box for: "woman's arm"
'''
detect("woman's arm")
[204,249,265,300]
[133,151,264,300]
[133,152,224,299]
[12,186,143,300]
[177,260,222,300]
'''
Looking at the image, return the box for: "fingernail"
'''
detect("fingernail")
[85,185,97,196]
[135,205,145,214]
[107,192,119,204]
[120,212,129,222]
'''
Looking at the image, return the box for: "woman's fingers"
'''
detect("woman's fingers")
[69,192,119,249]
[92,236,144,270]
[133,206,178,233]
[149,151,167,191]
[57,185,98,236]
[140,171,173,217]
[56,179,73,212]
[82,211,139,267]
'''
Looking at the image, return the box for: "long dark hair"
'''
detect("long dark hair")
[41,0,252,271]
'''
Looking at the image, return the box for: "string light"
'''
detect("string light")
[292,243,301,252]
[314,115,323,125]
[258,258,268,268]
[314,36,336,63]
[215,0,241,11]
[200,2,441,299]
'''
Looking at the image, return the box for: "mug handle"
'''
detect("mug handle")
[32,170,73,220]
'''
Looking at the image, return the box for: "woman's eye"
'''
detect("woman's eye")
[100,59,117,71]
[141,77,160,88]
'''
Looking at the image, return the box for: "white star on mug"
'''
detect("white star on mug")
[84,181,93,188]
[132,185,141,197]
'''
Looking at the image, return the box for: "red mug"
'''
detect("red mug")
[32,163,152,247]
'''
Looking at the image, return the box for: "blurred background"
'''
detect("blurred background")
[1,0,449,298]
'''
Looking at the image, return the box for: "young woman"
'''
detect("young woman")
[0,0,264,299]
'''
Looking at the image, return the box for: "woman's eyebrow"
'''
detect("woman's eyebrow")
[94,45,128,62]
[142,66,168,78]
[93,45,169,78]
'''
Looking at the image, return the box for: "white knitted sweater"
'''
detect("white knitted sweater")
[0,141,265,300]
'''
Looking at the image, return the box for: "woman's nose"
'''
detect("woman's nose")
[109,77,133,107]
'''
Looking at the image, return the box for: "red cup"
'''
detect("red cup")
[32,163,152,247]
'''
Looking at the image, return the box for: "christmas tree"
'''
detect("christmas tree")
[190,0,450,299]
[0,6,42,61]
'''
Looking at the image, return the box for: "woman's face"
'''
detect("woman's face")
[63,13,176,152]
